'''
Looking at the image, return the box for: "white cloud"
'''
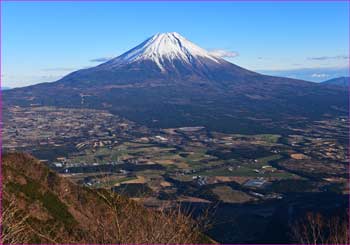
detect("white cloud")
[311,73,330,78]
[209,49,239,58]
[42,67,77,72]
[308,55,349,61]
[90,57,113,62]
[2,74,64,88]
[256,67,348,82]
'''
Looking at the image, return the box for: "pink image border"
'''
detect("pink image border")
[0,0,349,244]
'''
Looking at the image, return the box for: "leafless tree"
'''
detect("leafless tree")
[291,210,349,244]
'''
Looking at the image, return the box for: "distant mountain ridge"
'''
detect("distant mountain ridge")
[3,32,348,134]
[321,76,349,87]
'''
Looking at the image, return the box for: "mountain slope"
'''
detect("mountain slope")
[52,32,258,87]
[321,76,349,87]
[3,33,348,134]
[2,153,208,244]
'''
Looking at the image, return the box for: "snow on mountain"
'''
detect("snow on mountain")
[100,32,223,72]
[62,32,256,83]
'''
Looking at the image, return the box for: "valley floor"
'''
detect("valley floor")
[3,105,349,243]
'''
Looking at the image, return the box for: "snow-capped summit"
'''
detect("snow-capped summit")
[63,32,256,84]
[99,32,224,72]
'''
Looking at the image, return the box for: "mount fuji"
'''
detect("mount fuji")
[101,32,224,72]
[58,32,257,87]
[4,32,348,133]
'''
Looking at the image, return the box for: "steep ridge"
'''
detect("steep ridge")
[2,153,210,244]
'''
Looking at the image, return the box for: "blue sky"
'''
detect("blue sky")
[2,1,349,88]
